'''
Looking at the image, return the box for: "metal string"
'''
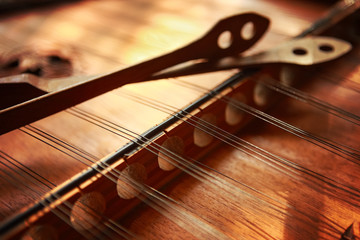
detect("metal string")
[67,107,290,240]
[172,79,360,162]
[167,80,360,199]
[22,124,231,240]
[71,106,349,239]
[1,74,352,238]
[68,99,345,238]
[61,109,272,240]
[0,150,120,240]
[11,103,293,240]
[321,70,360,94]
[254,76,360,125]
[112,88,360,235]
[0,2,358,239]
[116,88,360,198]
[19,127,135,238]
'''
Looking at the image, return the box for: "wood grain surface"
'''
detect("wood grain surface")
[0,0,359,239]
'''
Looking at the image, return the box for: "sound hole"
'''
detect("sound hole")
[158,136,185,171]
[70,192,106,231]
[225,93,247,126]
[0,44,76,78]
[217,31,233,49]
[241,21,255,40]
[117,163,147,199]
[292,48,307,55]
[318,44,334,52]
[253,74,275,107]
[193,113,217,147]
[280,65,301,86]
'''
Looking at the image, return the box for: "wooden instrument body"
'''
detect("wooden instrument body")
[0,0,359,239]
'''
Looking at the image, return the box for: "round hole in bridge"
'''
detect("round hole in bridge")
[280,65,302,87]
[158,136,185,171]
[253,74,275,107]
[318,44,334,52]
[292,48,307,56]
[225,93,247,126]
[217,31,233,49]
[117,163,147,199]
[70,192,106,231]
[193,113,217,147]
[241,21,255,40]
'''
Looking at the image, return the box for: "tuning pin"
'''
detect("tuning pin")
[340,223,355,240]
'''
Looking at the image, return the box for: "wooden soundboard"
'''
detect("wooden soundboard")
[0,0,359,239]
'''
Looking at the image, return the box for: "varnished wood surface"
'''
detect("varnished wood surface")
[0,0,359,239]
